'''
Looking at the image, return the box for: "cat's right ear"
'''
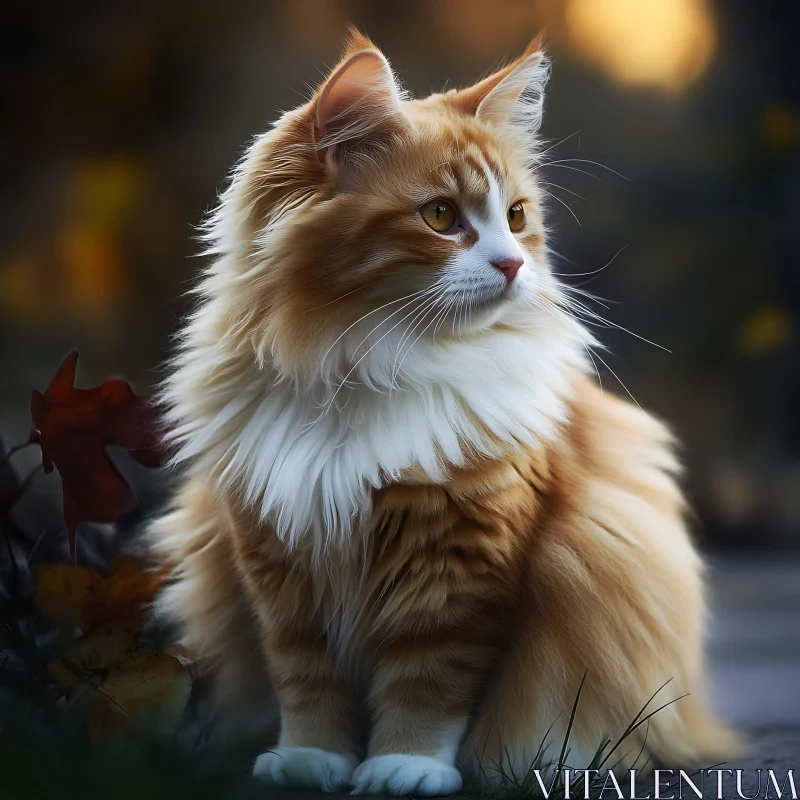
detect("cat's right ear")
[314,44,408,166]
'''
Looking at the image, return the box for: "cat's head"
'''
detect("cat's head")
[207,30,565,389]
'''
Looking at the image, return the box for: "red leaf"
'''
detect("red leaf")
[30,349,167,557]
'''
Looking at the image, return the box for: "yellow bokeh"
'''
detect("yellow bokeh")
[58,227,125,319]
[0,255,43,323]
[740,306,790,356]
[566,0,715,90]
[764,105,799,150]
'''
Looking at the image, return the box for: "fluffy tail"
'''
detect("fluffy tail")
[148,477,278,739]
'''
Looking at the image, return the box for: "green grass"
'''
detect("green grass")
[463,675,687,800]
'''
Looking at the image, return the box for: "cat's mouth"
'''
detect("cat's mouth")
[461,280,521,310]
[429,282,520,335]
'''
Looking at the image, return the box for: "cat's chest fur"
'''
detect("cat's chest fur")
[270,457,547,662]
[210,325,582,560]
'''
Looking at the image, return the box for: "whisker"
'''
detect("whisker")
[451,293,462,337]
[306,285,365,312]
[589,349,642,409]
[537,130,582,160]
[551,246,628,279]
[540,187,582,228]
[557,295,671,353]
[528,292,646,408]
[392,291,443,364]
[433,295,456,340]
[393,297,451,382]
[549,248,579,267]
[319,285,436,370]
[539,180,586,202]
[544,158,630,182]
[559,285,612,310]
[540,163,602,181]
[391,291,445,383]
[322,293,440,417]
[584,346,603,391]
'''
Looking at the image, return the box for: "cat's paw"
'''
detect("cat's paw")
[253,746,358,793]
[350,754,463,797]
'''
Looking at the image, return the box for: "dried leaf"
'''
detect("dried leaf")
[102,557,170,630]
[35,556,167,635]
[29,348,166,556]
[64,623,136,672]
[88,651,191,742]
[34,563,105,628]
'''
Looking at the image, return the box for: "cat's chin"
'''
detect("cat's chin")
[455,284,525,332]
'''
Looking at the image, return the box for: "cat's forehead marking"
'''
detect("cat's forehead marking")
[447,144,511,222]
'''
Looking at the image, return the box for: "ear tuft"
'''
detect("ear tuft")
[342,25,378,57]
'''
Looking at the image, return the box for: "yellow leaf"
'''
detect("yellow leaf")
[89,652,191,742]
[34,564,106,629]
[104,558,168,629]
[35,557,167,635]
[65,623,137,672]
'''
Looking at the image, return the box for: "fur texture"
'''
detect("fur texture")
[150,30,739,796]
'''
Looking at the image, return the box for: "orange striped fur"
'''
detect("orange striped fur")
[150,30,739,796]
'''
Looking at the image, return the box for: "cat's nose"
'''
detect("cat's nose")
[491,256,523,283]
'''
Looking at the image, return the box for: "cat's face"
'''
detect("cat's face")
[221,31,554,385]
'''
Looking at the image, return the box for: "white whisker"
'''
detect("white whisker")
[540,187,582,228]
[551,246,628,279]
[544,158,630,182]
[537,130,581,159]
[590,349,641,409]
[319,285,436,371]
[390,290,446,385]
[321,291,442,418]
[539,180,586,202]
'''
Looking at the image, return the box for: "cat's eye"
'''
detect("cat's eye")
[420,199,457,233]
[508,202,526,232]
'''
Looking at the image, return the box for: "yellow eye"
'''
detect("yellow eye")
[420,199,457,233]
[508,202,525,232]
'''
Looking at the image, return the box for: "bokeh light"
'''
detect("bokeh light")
[565,0,715,90]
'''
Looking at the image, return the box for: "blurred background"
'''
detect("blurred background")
[1,0,799,550]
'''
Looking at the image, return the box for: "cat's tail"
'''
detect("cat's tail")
[148,476,278,740]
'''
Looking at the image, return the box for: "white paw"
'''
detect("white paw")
[253,746,358,793]
[350,754,463,797]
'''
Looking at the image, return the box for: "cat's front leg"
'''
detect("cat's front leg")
[235,539,360,793]
[351,620,504,797]
[250,620,360,793]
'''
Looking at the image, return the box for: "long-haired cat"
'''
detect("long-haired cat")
[150,30,739,796]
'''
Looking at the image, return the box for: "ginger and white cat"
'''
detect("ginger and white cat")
[151,31,739,797]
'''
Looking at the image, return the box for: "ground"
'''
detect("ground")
[700,554,800,799]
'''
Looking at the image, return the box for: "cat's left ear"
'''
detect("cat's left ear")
[454,35,549,137]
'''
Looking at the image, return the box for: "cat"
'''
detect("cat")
[150,29,740,797]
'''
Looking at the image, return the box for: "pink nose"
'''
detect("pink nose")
[491,256,523,283]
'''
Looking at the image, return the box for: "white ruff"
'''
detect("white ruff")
[166,295,590,550]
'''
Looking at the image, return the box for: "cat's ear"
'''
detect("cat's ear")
[476,51,547,132]
[314,32,408,162]
[453,34,549,136]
